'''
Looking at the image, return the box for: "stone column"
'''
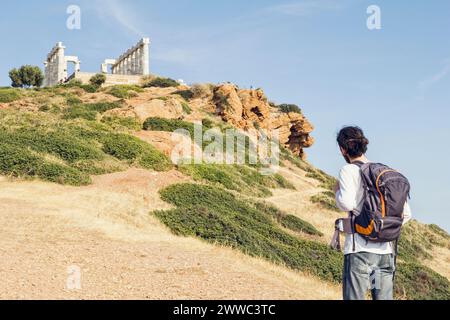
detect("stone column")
[143,38,150,75]
[49,55,55,86]
[73,59,81,73]
[141,38,150,75]
[123,58,128,75]
[126,56,131,75]
[131,51,136,74]
[43,62,48,87]
[101,63,108,74]
[56,42,66,83]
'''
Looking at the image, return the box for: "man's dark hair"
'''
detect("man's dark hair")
[337,126,369,158]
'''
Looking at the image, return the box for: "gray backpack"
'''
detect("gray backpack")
[352,161,410,243]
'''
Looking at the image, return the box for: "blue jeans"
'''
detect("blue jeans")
[343,252,395,300]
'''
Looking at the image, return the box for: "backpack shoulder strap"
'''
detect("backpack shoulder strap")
[351,160,365,168]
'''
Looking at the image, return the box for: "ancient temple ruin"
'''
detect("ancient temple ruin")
[43,42,81,87]
[43,38,150,87]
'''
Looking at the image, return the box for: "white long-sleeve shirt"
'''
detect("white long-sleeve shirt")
[335,162,412,255]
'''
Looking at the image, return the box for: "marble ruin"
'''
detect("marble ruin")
[43,38,150,87]
[43,42,81,87]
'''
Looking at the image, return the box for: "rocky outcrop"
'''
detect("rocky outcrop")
[213,84,314,159]
[271,112,314,159]
[133,97,183,121]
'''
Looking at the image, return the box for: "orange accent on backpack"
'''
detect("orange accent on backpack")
[375,169,395,218]
[355,220,375,235]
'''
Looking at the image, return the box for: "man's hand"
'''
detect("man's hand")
[333,181,340,193]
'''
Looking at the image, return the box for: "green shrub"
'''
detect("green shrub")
[154,183,343,282]
[191,83,214,98]
[277,104,302,114]
[311,192,340,212]
[428,224,450,240]
[107,85,143,99]
[0,130,104,164]
[174,90,194,100]
[139,150,172,171]
[38,105,51,112]
[65,94,82,106]
[71,159,124,175]
[0,142,90,186]
[143,77,179,88]
[179,164,238,191]
[81,84,99,93]
[0,142,41,176]
[0,88,22,103]
[101,115,141,131]
[89,74,106,87]
[101,134,144,160]
[395,262,450,300]
[0,109,170,183]
[63,105,98,121]
[101,133,171,171]
[34,131,104,163]
[143,117,195,137]
[398,221,450,264]
[273,173,295,189]
[179,164,293,198]
[63,102,122,121]
[181,102,192,115]
[281,215,324,236]
[36,162,91,186]
[85,102,122,113]
[63,79,83,88]
[254,201,323,236]
[201,118,214,129]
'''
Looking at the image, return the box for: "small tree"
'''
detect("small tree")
[9,65,44,88]
[89,74,107,87]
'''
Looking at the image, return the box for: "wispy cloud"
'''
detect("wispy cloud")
[266,0,343,17]
[93,0,145,38]
[417,59,450,100]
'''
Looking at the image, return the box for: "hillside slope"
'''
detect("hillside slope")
[0,82,449,300]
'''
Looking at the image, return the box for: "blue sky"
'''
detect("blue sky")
[1,0,449,231]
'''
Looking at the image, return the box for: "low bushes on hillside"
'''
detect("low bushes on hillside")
[395,262,450,300]
[61,79,99,93]
[174,90,194,101]
[191,83,214,98]
[179,164,294,198]
[143,117,197,137]
[0,88,22,103]
[181,102,192,114]
[0,109,172,185]
[107,85,143,99]
[154,183,343,282]
[143,77,179,88]
[63,101,123,121]
[311,192,340,212]
[0,142,91,186]
[89,74,106,87]
[0,129,104,163]
[101,133,172,171]
[276,103,302,114]
[101,115,141,131]
[254,201,323,236]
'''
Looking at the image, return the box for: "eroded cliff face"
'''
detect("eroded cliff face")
[213,84,314,159]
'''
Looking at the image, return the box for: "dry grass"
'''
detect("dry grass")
[0,170,340,300]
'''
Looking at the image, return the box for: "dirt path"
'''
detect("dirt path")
[0,171,341,300]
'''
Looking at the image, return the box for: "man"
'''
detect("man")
[334,126,411,300]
